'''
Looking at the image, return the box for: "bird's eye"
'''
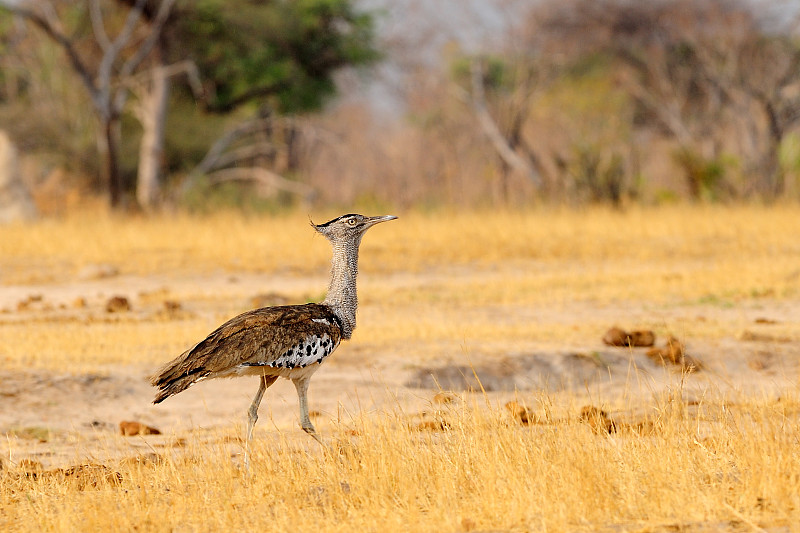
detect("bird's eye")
[348,218,357,226]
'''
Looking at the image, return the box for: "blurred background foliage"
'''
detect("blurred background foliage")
[1,0,800,214]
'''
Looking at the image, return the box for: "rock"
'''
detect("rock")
[628,330,656,347]
[105,296,131,313]
[0,131,37,224]
[602,327,629,346]
[119,421,161,436]
[505,401,538,425]
[754,317,779,325]
[163,300,181,312]
[432,391,456,404]
[603,327,656,347]
[645,336,701,371]
[579,405,617,434]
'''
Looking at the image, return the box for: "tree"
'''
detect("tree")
[0,0,177,208]
[169,0,378,200]
[174,0,377,114]
[536,0,800,199]
[0,0,377,209]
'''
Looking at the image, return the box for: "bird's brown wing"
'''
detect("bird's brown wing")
[150,303,342,403]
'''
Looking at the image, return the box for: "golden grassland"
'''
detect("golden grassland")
[3,392,800,532]
[0,203,798,284]
[1,204,798,370]
[1,205,800,531]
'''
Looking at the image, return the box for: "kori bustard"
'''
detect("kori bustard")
[150,214,397,461]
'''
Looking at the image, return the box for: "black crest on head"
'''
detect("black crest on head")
[313,213,360,229]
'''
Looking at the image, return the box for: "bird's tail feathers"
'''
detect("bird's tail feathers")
[149,349,208,404]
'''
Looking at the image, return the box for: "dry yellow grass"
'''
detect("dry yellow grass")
[1,205,800,531]
[0,204,797,288]
[1,204,797,369]
[2,392,800,532]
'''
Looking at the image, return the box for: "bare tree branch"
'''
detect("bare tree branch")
[467,59,542,188]
[119,0,175,79]
[207,168,315,199]
[187,118,276,180]
[211,144,277,171]
[96,0,146,115]
[0,1,100,107]
[89,0,111,51]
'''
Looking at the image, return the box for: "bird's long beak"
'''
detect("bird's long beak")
[366,215,398,227]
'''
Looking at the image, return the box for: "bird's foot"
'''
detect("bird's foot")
[302,425,333,454]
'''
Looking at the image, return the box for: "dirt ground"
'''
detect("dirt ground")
[1,267,799,468]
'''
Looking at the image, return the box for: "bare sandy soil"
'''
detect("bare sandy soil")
[1,268,798,468]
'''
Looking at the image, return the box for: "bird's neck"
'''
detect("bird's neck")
[323,239,360,339]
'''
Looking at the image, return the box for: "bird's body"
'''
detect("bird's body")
[151,303,342,402]
[150,213,396,460]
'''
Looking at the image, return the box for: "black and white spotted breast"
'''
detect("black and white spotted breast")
[246,333,340,370]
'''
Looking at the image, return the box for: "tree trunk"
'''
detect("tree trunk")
[104,116,123,208]
[136,63,169,209]
[762,100,785,198]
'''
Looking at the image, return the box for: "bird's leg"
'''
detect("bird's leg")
[244,374,276,471]
[293,377,328,450]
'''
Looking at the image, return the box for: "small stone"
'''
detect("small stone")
[602,327,629,346]
[105,296,131,313]
[119,421,161,436]
[645,336,701,371]
[628,330,656,347]
[433,391,456,404]
[579,405,617,434]
[754,317,779,325]
[505,401,538,425]
[603,327,655,347]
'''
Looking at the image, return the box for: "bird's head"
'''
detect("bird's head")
[312,214,397,244]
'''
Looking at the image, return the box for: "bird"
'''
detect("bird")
[149,213,397,462]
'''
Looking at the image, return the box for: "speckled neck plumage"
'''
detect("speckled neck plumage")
[322,236,362,339]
